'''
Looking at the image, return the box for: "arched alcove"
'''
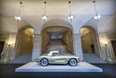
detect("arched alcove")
[16,25,34,56]
[80,26,99,55]
[41,19,74,55]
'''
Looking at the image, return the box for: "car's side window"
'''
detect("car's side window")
[52,53,59,56]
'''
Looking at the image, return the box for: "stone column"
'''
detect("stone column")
[73,34,83,61]
[32,34,41,61]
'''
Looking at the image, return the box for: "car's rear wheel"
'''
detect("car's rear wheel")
[40,58,48,66]
[69,59,77,66]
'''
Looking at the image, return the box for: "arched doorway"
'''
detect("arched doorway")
[0,41,4,59]
[80,26,106,63]
[14,26,34,63]
[41,26,73,55]
[80,26,99,54]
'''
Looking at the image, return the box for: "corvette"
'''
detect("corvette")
[35,51,80,66]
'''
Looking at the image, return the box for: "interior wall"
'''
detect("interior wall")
[81,31,94,53]
[0,34,9,41]
[19,32,33,54]
[98,15,116,61]
[0,33,16,62]
[99,33,116,60]
[81,31,89,53]
[63,29,73,54]
[41,30,50,54]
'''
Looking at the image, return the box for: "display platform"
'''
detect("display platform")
[15,62,103,72]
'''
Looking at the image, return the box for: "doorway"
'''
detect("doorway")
[11,26,34,63]
[111,41,116,57]
[16,27,34,55]
[0,41,4,58]
[80,26,99,54]
[41,26,73,55]
[80,26,106,63]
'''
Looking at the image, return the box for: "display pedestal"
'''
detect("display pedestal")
[15,62,103,72]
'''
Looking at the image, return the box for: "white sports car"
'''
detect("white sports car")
[35,51,80,66]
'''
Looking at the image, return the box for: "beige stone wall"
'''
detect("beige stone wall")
[19,32,33,54]
[81,32,94,53]
[0,34,9,41]
[41,31,50,54]
[106,33,116,40]
[63,29,73,54]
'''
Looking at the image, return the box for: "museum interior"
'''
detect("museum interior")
[0,0,116,78]
[0,0,116,64]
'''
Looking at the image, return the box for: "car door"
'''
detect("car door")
[50,53,67,64]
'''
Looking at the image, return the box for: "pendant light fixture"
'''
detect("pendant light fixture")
[15,2,22,23]
[68,1,74,22]
[93,0,101,21]
[42,1,48,22]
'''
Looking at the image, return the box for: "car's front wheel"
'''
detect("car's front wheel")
[40,58,48,66]
[69,59,77,66]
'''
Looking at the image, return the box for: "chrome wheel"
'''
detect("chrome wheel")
[40,59,48,66]
[69,59,77,66]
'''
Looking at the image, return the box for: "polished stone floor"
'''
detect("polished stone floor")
[83,53,107,63]
[0,64,116,78]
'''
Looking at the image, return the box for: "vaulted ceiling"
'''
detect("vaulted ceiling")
[0,0,116,34]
